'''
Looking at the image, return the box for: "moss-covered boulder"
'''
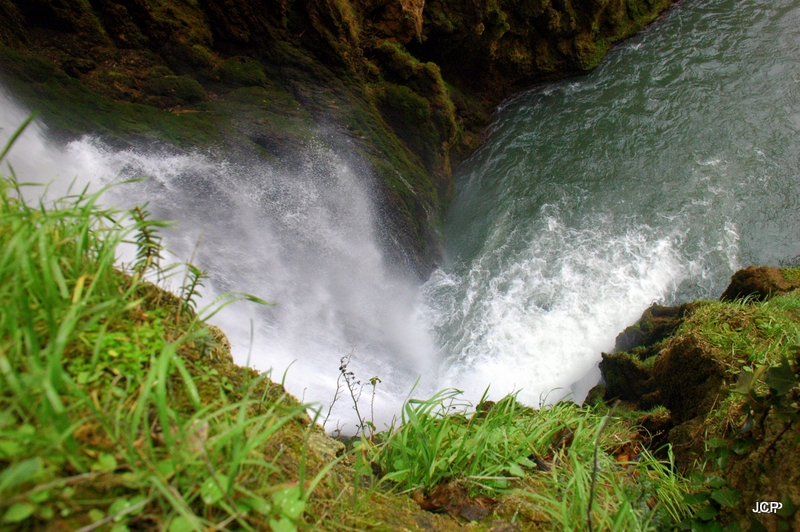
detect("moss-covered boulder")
[650,333,725,423]
[614,302,695,355]
[601,301,701,409]
[601,333,723,422]
[215,56,269,87]
[599,351,654,404]
[142,73,207,107]
[720,265,800,302]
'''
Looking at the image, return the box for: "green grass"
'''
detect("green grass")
[0,123,330,531]
[682,296,800,369]
[665,295,800,443]
[368,391,691,530]
[606,294,800,529]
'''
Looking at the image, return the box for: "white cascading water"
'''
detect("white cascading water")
[420,215,694,407]
[0,88,437,432]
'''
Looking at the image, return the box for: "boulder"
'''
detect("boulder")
[720,265,796,302]
[614,302,694,355]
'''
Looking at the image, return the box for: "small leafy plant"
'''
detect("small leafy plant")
[729,351,800,448]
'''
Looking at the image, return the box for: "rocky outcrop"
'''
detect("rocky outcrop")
[599,266,800,529]
[600,298,726,468]
[0,0,677,274]
[720,265,800,302]
[613,302,695,355]
[601,330,725,466]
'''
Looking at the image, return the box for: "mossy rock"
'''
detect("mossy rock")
[0,48,68,84]
[614,302,695,355]
[142,74,207,107]
[583,383,606,407]
[62,57,97,78]
[376,82,443,170]
[379,82,431,123]
[650,334,724,423]
[666,416,707,472]
[145,65,176,79]
[600,351,654,403]
[720,265,800,302]
[215,56,268,87]
[165,42,218,76]
[374,39,422,82]
[603,333,724,422]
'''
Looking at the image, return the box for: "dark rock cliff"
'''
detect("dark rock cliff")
[0,0,674,275]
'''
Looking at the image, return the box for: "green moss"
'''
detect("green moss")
[600,350,654,403]
[604,0,674,42]
[142,74,207,107]
[374,39,423,81]
[0,46,219,145]
[215,56,268,87]
[379,82,430,122]
[573,33,611,71]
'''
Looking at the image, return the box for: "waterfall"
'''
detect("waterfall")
[0,88,437,432]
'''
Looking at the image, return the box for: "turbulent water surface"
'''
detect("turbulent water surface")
[421,0,800,405]
[2,0,800,428]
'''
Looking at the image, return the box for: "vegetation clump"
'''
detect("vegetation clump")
[599,274,800,530]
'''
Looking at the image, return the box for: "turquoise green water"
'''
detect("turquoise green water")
[423,0,800,403]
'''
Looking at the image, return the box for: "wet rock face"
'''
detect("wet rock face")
[0,0,677,273]
[409,0,675,101]
[720,265,799,302]
[600,303,724,470]
[614,303,695,355]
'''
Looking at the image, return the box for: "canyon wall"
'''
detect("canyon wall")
[0,0,673,273]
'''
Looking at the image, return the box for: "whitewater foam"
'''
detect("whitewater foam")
[421,206,689,406]
[1,89,437,432]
